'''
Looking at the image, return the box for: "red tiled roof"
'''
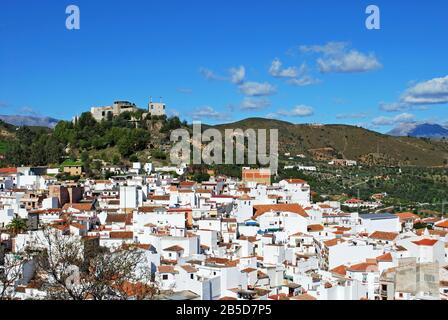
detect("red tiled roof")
[330,265,347,276]
[323,238,345,247]
[62,203,94,211]
[307,224,324,232]
[253,204,308,219]
[219,296,237,300]
[369,231,398,241]
[158,265,178,274]
[0,167,17,174]
[435,220,448,229]
[283,179,307,184]
[163,245,184,252]
[376,252,393,262]
[109,231,133,239]
[412,238,438,246]
[395,212,420,221]
[347,262,378,272]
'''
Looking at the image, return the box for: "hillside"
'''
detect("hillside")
[213,118,448,167]
[2,115,448,168]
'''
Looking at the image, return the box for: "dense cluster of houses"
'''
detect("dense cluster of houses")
[1,164,447,300]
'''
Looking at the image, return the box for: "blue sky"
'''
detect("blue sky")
[1,0,448,133]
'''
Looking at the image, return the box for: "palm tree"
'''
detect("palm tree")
[6,217,28,235]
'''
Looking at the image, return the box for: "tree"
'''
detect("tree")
[6,217,28,236]
[0,251,29,300]
[27,227,158,300]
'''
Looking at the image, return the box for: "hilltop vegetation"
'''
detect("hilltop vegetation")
[215,118,448,167]
[0,111,185,168]
[1,116,448,169]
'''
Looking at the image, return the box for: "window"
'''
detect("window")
[362,273,368,283]
[162,274,168,280]
[190,274,194,279]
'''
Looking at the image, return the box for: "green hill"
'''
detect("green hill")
[213,118,448,167]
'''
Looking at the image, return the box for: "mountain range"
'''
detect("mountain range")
[0,115,59,128]
[388,123,448,138]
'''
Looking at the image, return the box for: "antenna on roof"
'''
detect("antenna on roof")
[149,96,152,103]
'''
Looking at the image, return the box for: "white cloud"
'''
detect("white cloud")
[269,60,320,87]
[301,42,382,74]
[199,67,225,81]
[372,113,415,126]
[288,76,321,87]
[317,50,382,73]
[229,66,246,84]
[240,98,271,110]
[191,106,230,121]
[400,75,448,105]
[276,105,314,117]
[379,102,409,112]
[238,81,276,97]
[269,58,298,78]
[300,42,348,55]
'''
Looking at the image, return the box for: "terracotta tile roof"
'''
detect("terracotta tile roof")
[241,267,257,273]
[347,262,378,272]
[181,265,198,273]
[415,229,448,237]
[239,236,257,242]
[150,195,170,201]
[257,270,269,279]
[0,167,17,174]
[376,252,393,262]
[158,265,178,274]
[307,224,324,232]
[323,238,345,247]
[219,296,237,300]
[106,213,127,224]
[109,231,133,239]
[163,245,184,252]
[435,220,448,229]
[62,202,94,211]
[206,257,238,267]
[253,203,308,219]
[179,181,196,187]
[330,265,347,276]
[268,293,290,300]
[369,231,398,241]
[412,238,438,246]
[395,212,420,221]
[283,179,307,184]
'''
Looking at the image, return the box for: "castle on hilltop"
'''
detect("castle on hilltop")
[89,97,166,122]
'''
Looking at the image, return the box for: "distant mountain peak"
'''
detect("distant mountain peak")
[0,115,59,128]
[388,122,448,138]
